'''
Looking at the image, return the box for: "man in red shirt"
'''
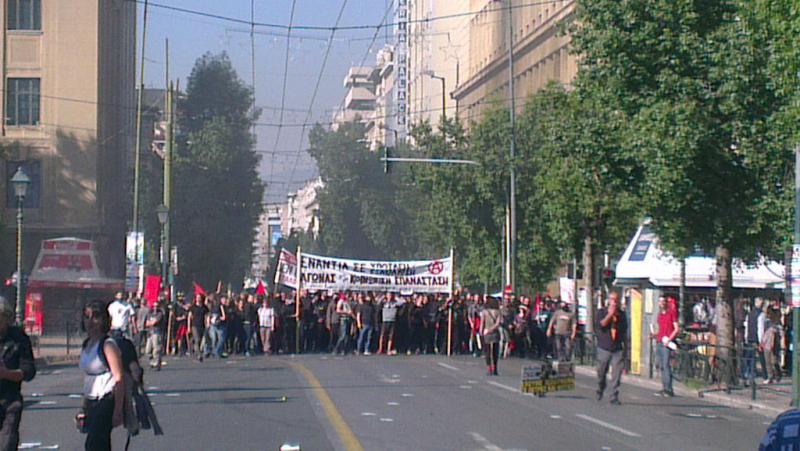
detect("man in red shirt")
[651,296,679,397]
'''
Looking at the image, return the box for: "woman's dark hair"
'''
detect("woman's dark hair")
[81,300,111,335]
[485,297,500,309]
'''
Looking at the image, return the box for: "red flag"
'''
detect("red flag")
[255,280,267,295]
[144,275,161,307]
[193,281,207,296]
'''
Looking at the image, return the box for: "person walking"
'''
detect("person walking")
[0,296,35,450]
[356,294,376,355]
[651,296,679,397]
[334,293,354,355]
[257,295,275,354]
[187,294,208,361]
[546,300,576,361]
[762,300,782,384]
[595,292,628,405]
[79,301,125,451]
[481,297,501,376]
[108,292,136,339]
[145,297,166,371]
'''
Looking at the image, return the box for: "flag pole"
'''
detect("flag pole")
[295,246,302,354]
[447,248,454,357]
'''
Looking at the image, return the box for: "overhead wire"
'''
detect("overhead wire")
[284,0,354,191]
[267,0,298,189]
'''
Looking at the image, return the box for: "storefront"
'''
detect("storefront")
[24,238,123,335]
[614,224,785,376]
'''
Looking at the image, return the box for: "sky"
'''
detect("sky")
[142,0,394,202]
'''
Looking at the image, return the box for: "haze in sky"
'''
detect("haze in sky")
[142,0,393,202]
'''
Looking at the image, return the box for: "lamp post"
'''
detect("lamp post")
[156,204,169,290]
[422,70,446,122]
[10,167,31,325]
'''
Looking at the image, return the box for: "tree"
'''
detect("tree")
[521,85,641,330]
[171,52,264,288]
[571,0,792,371]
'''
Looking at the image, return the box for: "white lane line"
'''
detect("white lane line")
[575,414,642,438]
[361,412,376,416]
[148,386,160,390]
[165,393,180,397]
[437,362,461,372]
[379,418,394,422]
[486,380,518,393]
[468,432,503,451]
[39,445,60,450]
[37,401,57,405]
[387,402,399,406]
[550,415,562,419]
[459,385,472,389]
[19,443,42,449]
[467,380,478,384]
[30,393,44,397]
[401,393,414,397]
[67,394,82,399]
[392,374,400,378]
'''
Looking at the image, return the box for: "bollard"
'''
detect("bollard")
[65,320,71,356]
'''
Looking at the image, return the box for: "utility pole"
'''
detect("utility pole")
[792,143,800,407]
[507,0,517,291]
[131,0,149,294]
[163,80,173,298]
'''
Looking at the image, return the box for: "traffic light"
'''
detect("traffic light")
[602,268,615,285]
[383,146,390,174]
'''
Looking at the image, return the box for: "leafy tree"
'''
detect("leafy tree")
[571,0,792,369]
[171,52,264,288]
[521,85,641,330]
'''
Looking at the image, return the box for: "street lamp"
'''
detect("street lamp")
[421,70,446,122]
[10,167,31,325]
[156,204,169,289]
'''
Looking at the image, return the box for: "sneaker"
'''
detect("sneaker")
[610,398,621,406]
[363,351,371,356]
[596,391,603,401]
[406,350,412,356]
[664,390,675,397]
[654,390,665,397]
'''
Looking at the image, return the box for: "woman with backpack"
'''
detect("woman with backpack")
[78,300,125,450]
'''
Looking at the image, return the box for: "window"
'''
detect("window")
[5,160,41,208]
[7,0,41,30]
[6,78,40,126]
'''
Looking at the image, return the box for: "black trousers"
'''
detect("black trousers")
[0,396,23,451]
[85,395,115,451]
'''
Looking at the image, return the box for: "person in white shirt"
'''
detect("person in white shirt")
[257,296,275,354]
[107,292,136,338]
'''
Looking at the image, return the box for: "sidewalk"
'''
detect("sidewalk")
[573,363,791,418]
[31,334,80,367]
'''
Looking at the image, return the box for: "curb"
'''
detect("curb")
[34,354,79,369]
[574,365,785,418]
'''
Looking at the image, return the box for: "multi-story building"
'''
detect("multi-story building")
[332,66,375,128]
[284,177,322,238]
[452,0,577,124]
[366,45,396,150]
[407,1,470,127]
[0,0,136,280]
[251,203,284,279]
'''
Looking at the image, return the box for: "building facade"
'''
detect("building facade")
[251,203,284,279]
[0,0,136,280]
[452,0,577,124]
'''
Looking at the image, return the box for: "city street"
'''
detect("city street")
[21,354,768,450]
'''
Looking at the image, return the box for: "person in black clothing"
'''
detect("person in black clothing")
[422,296,439,354]
[595,292,628,405]
[300,292,317,353]
[187,295,208,361]
[243,294,261,355]
[0,296,35,450]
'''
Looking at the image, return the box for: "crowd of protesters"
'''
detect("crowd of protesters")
[107,289,580,375]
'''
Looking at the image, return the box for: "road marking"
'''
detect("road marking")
[361,412,376,416]
[67,394,81,399]
[51,370,62,375]
[392,374,400,378]
[575,414,642,438]
[37,401,57,405]
[387,402,399,406]
[467,380,478,384]
[437,362,460,371]
[290,362,364,451]
[165,393,180,397]
[30,393,44,397]
[459,385,472,389]
[148,386,160,390]
[401,393,414,397]
[379,418,394,422]
[487,380,518,393]
[39,445,59,450]
[550,415,562,419]
[19,443,42,449]
[468,432,503,451]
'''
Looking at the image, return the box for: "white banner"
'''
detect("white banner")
[274,249,298,289]
[275,251,453,294]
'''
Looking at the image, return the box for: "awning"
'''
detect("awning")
[27,238,124,290]
[615,225,785,290]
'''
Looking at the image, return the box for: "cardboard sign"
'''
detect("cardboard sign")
[521,361,576,395]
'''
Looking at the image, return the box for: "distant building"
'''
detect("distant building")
[452,0,578,124]
[366,45,396,151]
[332,66,375,128]
[251,203,284,279]
[0,0,136,280]
[284,177,323,238]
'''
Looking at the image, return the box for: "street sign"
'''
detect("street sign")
[792,244,800,308]
[521,361,575,395]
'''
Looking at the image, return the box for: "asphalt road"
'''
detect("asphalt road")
[20,353,770,450]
